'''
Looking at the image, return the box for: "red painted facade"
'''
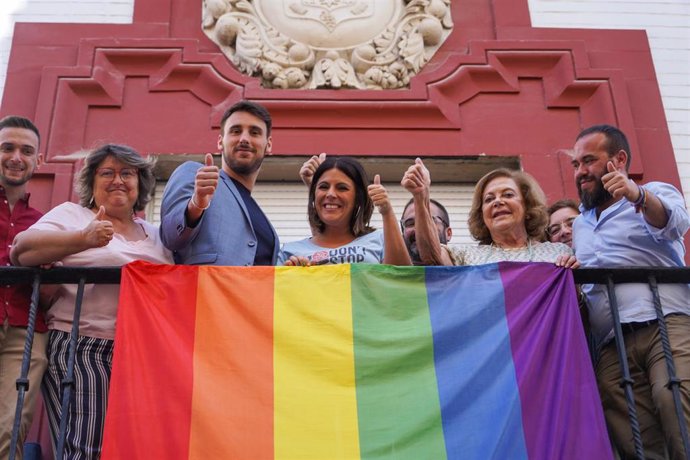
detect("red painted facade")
[2,1,688,454]
[0,0,681,211]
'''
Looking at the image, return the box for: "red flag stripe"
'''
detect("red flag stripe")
[103,262,199,459]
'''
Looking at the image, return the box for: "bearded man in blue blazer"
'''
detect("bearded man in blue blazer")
[160,100,279,266]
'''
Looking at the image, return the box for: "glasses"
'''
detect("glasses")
[547,216,576,236]
[401,216,448,230]
[96,168,138,182]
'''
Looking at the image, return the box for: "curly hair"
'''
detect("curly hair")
[307,157,375,237]
[468,168,548,245]
[76,143,156,212]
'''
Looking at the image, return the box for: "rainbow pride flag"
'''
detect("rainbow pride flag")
[102,261,611,460]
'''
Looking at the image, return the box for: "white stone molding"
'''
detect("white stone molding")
[202,0,453,89]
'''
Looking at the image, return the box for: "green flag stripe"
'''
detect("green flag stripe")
[351,264,447,459]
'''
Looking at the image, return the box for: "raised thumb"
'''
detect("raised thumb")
[373,174,381,185]
[205,153,214,167]
[95,205,106,220]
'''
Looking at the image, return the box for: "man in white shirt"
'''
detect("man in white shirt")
[571,124,690,460]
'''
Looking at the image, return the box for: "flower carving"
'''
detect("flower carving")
[202,0,452,89]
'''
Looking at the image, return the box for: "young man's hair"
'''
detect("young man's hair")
[219,100,272,136]
[0,116,40,145]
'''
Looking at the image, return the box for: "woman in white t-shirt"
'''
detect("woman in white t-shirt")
[11,143,172,459]
[279,156,410,266]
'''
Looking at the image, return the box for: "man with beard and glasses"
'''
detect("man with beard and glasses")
[571,124,690,460]
[161,100,280,265]
[0,116,47,460]
[400,198,452,265]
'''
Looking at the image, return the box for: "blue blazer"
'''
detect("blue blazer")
[159,161,280,266]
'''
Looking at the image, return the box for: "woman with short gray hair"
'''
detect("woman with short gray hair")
[10,143,172,459]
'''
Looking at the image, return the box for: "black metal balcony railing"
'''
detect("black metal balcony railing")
[4,266,690,460]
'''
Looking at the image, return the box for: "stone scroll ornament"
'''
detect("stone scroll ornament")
[202,0,453,89]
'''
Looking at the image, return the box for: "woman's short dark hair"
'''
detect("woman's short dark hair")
[547,198,579,217]
[468,168,548,245]
[76,144,156,212]
[307,157,374,237]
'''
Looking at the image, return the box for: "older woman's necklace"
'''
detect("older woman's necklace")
[485,239,534,263]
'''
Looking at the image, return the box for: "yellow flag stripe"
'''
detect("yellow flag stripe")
[273,264,360,459]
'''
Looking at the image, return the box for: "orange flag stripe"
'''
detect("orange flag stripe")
[188,266,275,459]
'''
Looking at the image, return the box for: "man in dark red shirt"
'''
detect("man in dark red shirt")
[0,116,45,459]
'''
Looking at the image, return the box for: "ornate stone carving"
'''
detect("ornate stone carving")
[202,0,453,89]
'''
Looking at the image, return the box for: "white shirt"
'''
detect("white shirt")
[30,202,173,339]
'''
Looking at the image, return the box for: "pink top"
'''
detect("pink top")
[29,202,173,339]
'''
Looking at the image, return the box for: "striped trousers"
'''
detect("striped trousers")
[42,330,113,460]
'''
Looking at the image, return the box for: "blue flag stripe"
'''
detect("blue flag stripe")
[426,265,528,460]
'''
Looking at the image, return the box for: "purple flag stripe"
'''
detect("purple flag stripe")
[499,262,612,460]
